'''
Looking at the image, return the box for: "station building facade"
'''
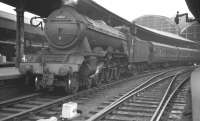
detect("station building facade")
[180,22,200,42]
[134,15,180,34]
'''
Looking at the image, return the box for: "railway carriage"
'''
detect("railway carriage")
[149,42,180,67]
[130,37,151,63]
[178,47,200,63]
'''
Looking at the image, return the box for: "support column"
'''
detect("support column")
[15,0,24,67]
[191,68,200,121]
[131,22,137,60]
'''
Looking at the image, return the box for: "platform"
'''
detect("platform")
[190,67,200,121]
[0,62,15,67]
[0,67,21,80]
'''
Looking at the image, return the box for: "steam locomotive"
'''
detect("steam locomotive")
[19,4,200,93]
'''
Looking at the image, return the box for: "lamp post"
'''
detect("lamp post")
[174,11,199,24]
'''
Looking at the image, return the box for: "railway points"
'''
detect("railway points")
[86,68,192,121]
[160,80,191,121]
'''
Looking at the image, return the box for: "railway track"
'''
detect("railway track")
[0,67,191,121]
[154,79,191,121]
[86,68,192,121]
[0,85,35,102]
[0,93,63,120]
[0,76,36,102]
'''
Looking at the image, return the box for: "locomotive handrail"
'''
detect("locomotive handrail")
[86,17,126,39]
[30,16,46,30]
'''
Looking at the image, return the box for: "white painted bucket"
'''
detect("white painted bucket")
[61,102,78,119]
[37,116,57,121]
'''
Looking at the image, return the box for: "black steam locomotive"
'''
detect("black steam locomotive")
[19,3,200,93]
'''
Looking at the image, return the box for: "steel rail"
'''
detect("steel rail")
[0,93,41,106]
[95,67,190,111]
[93,69,174,110]
[0,68,170,121]
[150,70,190,121]
[86,73,178,121]
[0,67,187,121]
[153,76,190,121]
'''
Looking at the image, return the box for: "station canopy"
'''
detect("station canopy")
[135,24,200,49]
[0,10,46,44]
[134,15,179,34]
[0,0,130,27]
[0,10,44,36]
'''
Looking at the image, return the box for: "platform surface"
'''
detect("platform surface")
[191,67,200,121]
[0,62,15,67]
[0,67,21,80]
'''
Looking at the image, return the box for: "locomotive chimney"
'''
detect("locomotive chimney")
[62,0,78,6]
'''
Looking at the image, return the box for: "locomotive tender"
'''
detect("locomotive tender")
[19,3,200,93]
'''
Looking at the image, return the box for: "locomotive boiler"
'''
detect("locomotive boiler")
[45,6,127,51]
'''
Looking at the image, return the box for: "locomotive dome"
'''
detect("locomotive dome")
[44,6,86,50]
